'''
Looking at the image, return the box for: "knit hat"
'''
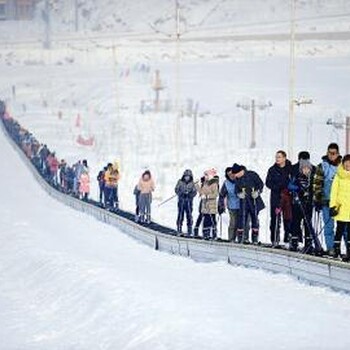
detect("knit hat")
[299,159,312,172]
[231,163,243,174]
[204,168,217,179]
[298,151,310,160]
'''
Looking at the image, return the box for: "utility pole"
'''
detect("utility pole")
[175,0,181,175]
[251,99,256,148]
[288,0,297,159]
[152,70,164,112]
[347,117,350,154]
[43,0,51,49]
[74,0,79,32]
[193,101,199,146]
[236,99,272,149]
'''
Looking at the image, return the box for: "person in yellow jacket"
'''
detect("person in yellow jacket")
[330,154,350,260]
[104,163,120,209]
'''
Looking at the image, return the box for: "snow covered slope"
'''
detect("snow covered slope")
[2,110,350,349]
[36,0,350,34]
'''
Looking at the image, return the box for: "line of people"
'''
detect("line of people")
[2,112,91,201]
[174,165,265,243]
[174,143,350,260]
[266,144,350,260]
[2,107,350,260]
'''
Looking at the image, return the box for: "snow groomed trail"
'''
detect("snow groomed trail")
[2,115,350,349]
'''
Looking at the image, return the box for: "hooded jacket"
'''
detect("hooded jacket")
[330,165,350,222]
[175,169,197,200]
[235,168,265,212]
[314,155,342,205]
[218,169,240,211]
[196,176,219,214]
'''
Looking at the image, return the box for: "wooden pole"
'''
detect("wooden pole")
[288,0,296,159]
[250,99,256,148]
[346,116,350,154]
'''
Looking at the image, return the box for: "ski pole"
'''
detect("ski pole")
[220,214,223,239]
[159,180,199,207]
[158,194,177,207]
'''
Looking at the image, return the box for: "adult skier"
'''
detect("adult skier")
[313,143,342,254]
[231,163,265,244]
[175,169,197,236]
[265,150,293,246]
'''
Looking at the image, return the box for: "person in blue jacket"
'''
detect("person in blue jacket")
[218,167,240,242]
[313,143,342,254]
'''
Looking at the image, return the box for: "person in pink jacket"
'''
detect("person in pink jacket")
[137,170,155,224]
[79,169,90,200]
[47,152,59,185]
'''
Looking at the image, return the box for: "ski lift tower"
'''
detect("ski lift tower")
[152,70,165,112]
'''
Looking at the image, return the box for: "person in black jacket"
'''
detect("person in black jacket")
[175,169,197,236]
[288,152,316,252]
[231,163,265,244]
[97,166,107,204]
[265,150,292,245]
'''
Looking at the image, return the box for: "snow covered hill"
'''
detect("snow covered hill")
[2,120,350,349]
[36,0,350,34]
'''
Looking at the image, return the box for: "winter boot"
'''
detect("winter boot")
[343,244,350,262]
[212,227,217,240]
[290,237,298,252]
[237,230,243,244]
[333,245,341,258]
[203,228,210,240]
[187,226,193,237]
[252,230,259,245]
[193,227,199,238]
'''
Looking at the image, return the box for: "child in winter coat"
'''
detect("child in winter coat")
[79,169,90,200]
[330,154,350,260]
[196,168,219,240]
[175,169,197,236]
[137,170,155,224]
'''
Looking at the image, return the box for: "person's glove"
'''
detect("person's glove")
[314,202,323,213]
[329,206,338,217]
[218,205,225,215]
[251,190,259,199]
[288,182,299,193]
[275,207,282,215]
[237,191,246,199]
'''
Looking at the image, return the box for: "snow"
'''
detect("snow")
[1,1,350,347]
[1,117,350,349]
